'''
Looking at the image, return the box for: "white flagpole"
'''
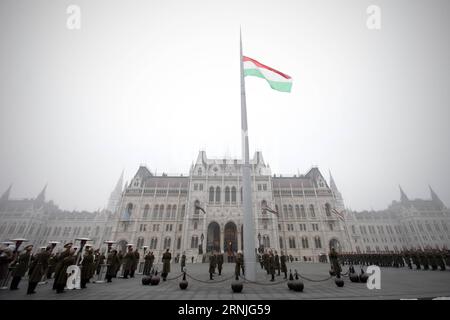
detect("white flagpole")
[240,28,257,281]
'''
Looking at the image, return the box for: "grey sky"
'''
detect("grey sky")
[1,0,449,212]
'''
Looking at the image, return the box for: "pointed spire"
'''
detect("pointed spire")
[35,184,47,202]
[113,170,124,194]
[429,185,444,208]
[399,185,409,202]
[1,184,12,201]
[329,170,342,199]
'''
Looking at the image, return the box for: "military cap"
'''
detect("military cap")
[64,242,73,248]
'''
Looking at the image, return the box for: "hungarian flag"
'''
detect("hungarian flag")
[332,209,345,221]
[243,56,292,92]
[262,204,279,216]
[195,203,206,214]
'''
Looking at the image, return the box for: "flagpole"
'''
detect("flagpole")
[240,28,257,281]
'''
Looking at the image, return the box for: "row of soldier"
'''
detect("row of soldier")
[339,249,450,271]
[257,250,289,281]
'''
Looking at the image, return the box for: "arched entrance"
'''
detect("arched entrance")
[117,240,128,254]
[206,222,220,253]
[224,222,237,261]
[329,238,341,253]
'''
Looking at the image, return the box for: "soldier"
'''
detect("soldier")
[27,246,51,294]
[262,250,269,274]
[52,242,73,290]
[122,246,135,279]
[116,250,124,278]
[191,256,194,264]
[235,251,244,280]
[329,247,342,277]
[268,250,275,282]
[54,248,76,294]
[10,244,33,290]
[95,249,106,276]
[436,249,446,271]
[144,251,154,275]
[217,251,224,276]
[209,251,217,280]
[180,252,186,273]
[131,249,140,278]
[46,253,56,279]
[80,248,94,288]
[419,249,429,270]
[162,248,172,281]
[106,249,120,283]
[274,250,281,276]
[280,250,288,279]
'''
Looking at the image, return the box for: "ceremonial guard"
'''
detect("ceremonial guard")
[52,242,73,290]
[0,245,14,285]
[329,247,342,277]
[209,252,217,280]
[27,246,51,294]
[274,250,281,276]
[217,251,224,276]
[144,251,154,275]
[280,250,288,279]
[162,249,172,281]
[268,250,275,282]
[106,249,120,283]
[122,246,135,279]
[10,244,33,290]
[131,249,140,278]
[47,253,56,279]
[54,248,76,294]
[80,248,94,288]
[235,251,244,280]
[116,250,124,278]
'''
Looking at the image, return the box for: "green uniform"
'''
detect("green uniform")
[27,250,50,294]
[162,251,172,279]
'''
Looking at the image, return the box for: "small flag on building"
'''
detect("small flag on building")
[195,203,206,214]
[243,56,292,92]
[262,204,279,216]
[331,208,345,221]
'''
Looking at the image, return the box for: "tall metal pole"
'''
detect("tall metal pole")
[240,29,256,281]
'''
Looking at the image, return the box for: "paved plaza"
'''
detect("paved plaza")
[1,262,450,300]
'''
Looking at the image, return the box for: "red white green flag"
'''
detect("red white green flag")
[243,56,292,92]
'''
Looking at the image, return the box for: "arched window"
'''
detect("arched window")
[194,200,200,215]
[143,204,150,219]
[309,205,315,218]
[300,205,306,218]
[261,200,268,214]
[314,236,322,249]
[240,187,243,202]
[288,205,293,219]
[215,187,221,203]
[126,203,133,216]
[263,235,270,248]
[289,237,296,249]
[150,237,158,250]
[295,205,300,219]
[198,168,202,176]
[283,205,288,219]
[159,205,164,219]
[163,237,171,250]
[177,237,182,250]
[302,237,309,249]
[231,187,237,203]
[153,205,159,220]
[166,205,171,219]
[279,237,284,249]
[209,187,215,203]
[171,205,177,219]
[325,203,331,217]
[225,186,230,203]
[137,237,144,249]
[191,236,199,249]
[181,205,186,218]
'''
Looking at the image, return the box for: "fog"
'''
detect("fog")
[1,0,449,211]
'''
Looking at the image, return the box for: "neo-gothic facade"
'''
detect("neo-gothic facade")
[112,151,349,262]
[1,151,449,262]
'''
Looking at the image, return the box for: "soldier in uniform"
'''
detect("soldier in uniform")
[55,248,76,294]
[419,249,429,270]
[10,244,33,290]
[209,251,217,280]
[106,249,120,283]
[268,250,275,282]
[162,248,172,281]
[95,249,106,276]
[180,252,186,273]
[262,250,269,274]
[27,246,51,294]
[191,256,194,264]
[52,242,73,290]
[329,247,342,277]
[274,250,281,276]
[122,246,135,279]
[144,251,154,275]
[280,250,288,279]
[217,251,224,276]
[46,253,56,279]
[80,248,94,288]
[235,251,244,280]
[116,250,124,278]
[131,249,140,278]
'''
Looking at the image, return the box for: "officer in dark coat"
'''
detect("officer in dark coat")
[180,252,186,273]
[217,251,224,276]
[144,251,154,275]
[209,252,217,280]
[27,246,51,294]
[162,249,172,281]
[95,250,106,275]
[268,250,275,281]
[131,249,140,278]
[122,246,135,279]
[55,248,76,294]
[46,253,56,279]
[329,247,342,277]
[106,249,120,283]
[280,250,288,279]
[274,251,281,276]
[52,243,73,290]
[10,244,33,290]
[116,250,124,278]
[80,248,94,288]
